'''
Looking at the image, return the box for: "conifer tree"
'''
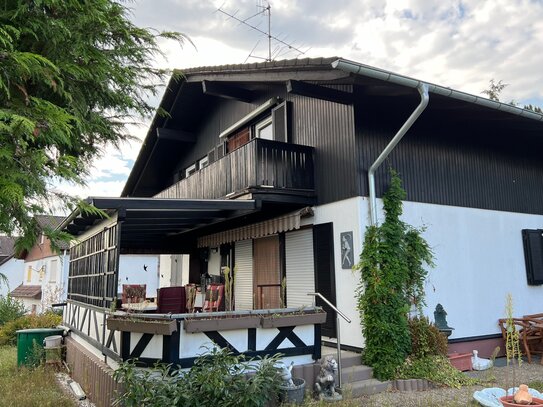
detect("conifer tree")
[0,0,186,250]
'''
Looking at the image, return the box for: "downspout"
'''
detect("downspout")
[368,84,429,225]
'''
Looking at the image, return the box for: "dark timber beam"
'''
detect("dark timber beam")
[287,80,354,105]
[202,80,256,103]
[88,197,257,211]
[156,128,195,143]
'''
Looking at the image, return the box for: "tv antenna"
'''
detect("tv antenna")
[217,1,307,62]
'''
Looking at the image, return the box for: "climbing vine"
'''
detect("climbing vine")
[355,169,434,380]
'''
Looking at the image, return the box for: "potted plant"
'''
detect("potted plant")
[183,313,262,333]
[499,294,543,407]
[107,315,177,335]
[260,308,327,329]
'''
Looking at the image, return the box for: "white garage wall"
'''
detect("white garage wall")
[118,255,159,298]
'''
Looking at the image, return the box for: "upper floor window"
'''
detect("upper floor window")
[185,163,197,178]
[255,116,272,140]
[198,156,209,169]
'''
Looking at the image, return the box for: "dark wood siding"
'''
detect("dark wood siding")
[160,82,358,204]
[355,93,543,215]
[288,85,358,204]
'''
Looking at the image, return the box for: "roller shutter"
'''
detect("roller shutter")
[234,240,253,310]
[285,229,315,308]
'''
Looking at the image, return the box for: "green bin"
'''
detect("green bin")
[16,328,64,366]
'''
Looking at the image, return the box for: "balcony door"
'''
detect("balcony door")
[253,235,281,309]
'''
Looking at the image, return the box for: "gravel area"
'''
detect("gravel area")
[357,359,543,407]
[55,372,96,407]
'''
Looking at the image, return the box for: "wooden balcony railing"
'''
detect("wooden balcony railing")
[156,139,315,200]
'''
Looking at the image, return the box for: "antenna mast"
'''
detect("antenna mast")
[218,1,306,62]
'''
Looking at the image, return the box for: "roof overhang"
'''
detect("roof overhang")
[61,197,260,250]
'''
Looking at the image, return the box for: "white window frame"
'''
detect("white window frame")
[185,163,197,178]
[254,116,273,140]
[198,156,209,169]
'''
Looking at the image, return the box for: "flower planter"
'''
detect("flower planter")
[499,395,543,406]
[107,317,177,335]
[447,352,472,371]
[261,311,327,329]
[183,315,261,333]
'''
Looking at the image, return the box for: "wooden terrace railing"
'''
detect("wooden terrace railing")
[156,139,315,200]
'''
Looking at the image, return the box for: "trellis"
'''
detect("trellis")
[67,223,120,308]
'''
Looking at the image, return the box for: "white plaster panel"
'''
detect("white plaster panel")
[118,255,159,298]
[395,200,543,339]
[139,334,164,359]
[308,197,365,349]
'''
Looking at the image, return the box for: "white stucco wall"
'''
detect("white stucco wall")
[118,255,159,298]
[304,196,543,347]
[0,258,24,297]
[304,197,365,349]
[399,200,543,339]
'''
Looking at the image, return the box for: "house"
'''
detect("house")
[0,236,24,297]
[59,57,543,401]
[10,215,71,313]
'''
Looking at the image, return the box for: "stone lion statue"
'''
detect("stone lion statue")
[314,356,340,400]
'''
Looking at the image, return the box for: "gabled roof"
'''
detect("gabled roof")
[35,215,66,230]
[10,284,42,299]
[122,56,543,198]
[35,215,70,250]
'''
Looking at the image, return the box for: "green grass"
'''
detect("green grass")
[0,346,75,407]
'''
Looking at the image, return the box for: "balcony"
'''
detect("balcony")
[156,139,315,204]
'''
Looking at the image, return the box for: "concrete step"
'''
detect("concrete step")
[344,378,391,397]
[341,364,373,383]
[339,353,363,369]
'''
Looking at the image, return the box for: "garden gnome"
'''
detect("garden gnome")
[514,384,533,405]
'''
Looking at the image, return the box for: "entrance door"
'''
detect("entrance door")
[253,235,281,309]
[313,223,337,338]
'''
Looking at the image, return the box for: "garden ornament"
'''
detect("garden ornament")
[278,361,294,387]
[434,303,454,338]
[314,356,342,401]
[471,350,492,371]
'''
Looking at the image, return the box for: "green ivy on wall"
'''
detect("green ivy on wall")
[355,169,434,380]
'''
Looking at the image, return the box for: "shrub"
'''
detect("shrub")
[408,316,448,359]
[114,347,283,407]
[0,312,62,345]
[0,295,26,326]
[396,355,479,388]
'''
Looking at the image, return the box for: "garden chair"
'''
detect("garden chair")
[157,286,186,314]
[498,318,543,364]
[121,284,146,304]
[203,283,224,312]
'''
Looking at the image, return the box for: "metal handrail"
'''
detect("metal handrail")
[308,292,351,323]
[308,292,351,389]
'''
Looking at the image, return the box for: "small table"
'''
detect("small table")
[121,301,157,312]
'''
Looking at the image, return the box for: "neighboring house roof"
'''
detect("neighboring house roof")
[10,284,42,299]
[0,236,16,257]
[35,215,70,250]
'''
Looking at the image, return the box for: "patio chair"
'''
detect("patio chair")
[122,284,146,304]
[157,286,186,314]
[203,283,224,312]
[498,318,543,364]
[185,284,197,313]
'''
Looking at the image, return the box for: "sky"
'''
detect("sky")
[55,0,543,202]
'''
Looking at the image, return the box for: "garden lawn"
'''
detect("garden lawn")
[0,346,75,407]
